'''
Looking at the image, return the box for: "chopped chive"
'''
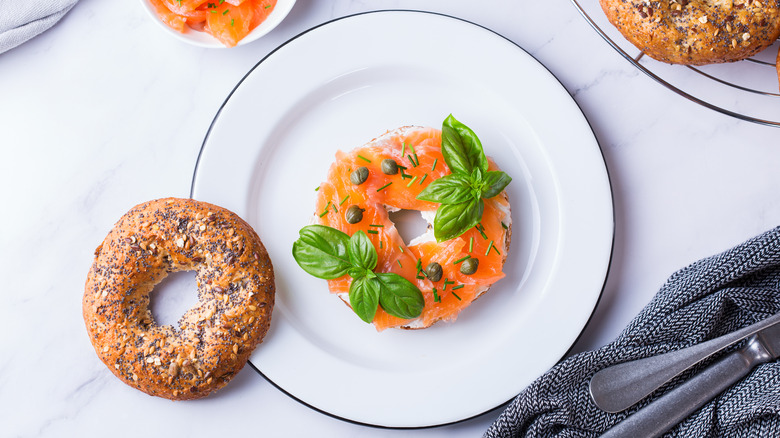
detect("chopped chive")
[398,245,404,253]
[416,258,423,271]
[416,275,425,279]
[485,240,494,256]
[367,229,379,235]
[397,259,403,268]
[452,291,462,300]
[332,203,338,213]
[223,8,229,15]
[264,4,271,8]
[453,255,471,265]
[376,182,393,192]
[413,153,420,166]
[357,155,371,163]
[398,165,408,170]
[230,18,234,26]
[419,173,428,185]
[369,224,384,228]
[339,195,350,206]
[401,142,406,157]
[452,285,465,291]
[407,142,415,154]
[318,201,331,217]
[379,241,383,249]
[433,288,440,302]
[315,186,320,191]
[401,171,413,179]
[501,222,509,230]
[406,175,418,187]
[443,279,454,291]
[491,245,502,256]
[469,237,474,253]
[431,158,438,172]
[407,155,417,167]
[210,10,218,13]
[475,225,488,240]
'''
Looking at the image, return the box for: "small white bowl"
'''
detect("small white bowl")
[140,0,296,48]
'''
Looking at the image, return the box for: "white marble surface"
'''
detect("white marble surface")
[2,0,780,436]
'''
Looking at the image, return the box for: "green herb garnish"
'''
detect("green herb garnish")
[292,226,425,323]
[485,240,494,256]
[223,8,229,15]
[453,255,471,265]
[376,182,393,192]
[416,115,511,242]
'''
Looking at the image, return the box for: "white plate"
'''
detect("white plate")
[140,0,296,48]
[190,10,614,428]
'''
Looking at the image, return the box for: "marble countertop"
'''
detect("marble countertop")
[3,0,780,436]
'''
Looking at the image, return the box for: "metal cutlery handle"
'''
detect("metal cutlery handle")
[599,335,773,438]
[590,312,780,413]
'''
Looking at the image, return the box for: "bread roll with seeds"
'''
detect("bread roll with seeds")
[600,0,780,65]
[83,198,274,400]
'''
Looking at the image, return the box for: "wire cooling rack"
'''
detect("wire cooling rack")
[570,0,780,127]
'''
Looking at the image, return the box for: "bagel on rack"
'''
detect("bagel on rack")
[599,0,780,65]
[83,198,274,400]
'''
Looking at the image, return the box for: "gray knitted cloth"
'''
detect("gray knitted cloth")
[0,0,78,54]
[485,226,780,438]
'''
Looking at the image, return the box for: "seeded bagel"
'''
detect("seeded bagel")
[600,0,780,65]
[83,198,274,400]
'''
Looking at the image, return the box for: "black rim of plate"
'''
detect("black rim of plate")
[189,9,616,430]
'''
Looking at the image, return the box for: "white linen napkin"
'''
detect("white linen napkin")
[0,0,78,54]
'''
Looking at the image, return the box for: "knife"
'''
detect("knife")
[590,311,780,413]
[598,321,780,438]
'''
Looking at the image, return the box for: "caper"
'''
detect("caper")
[381,158,399,175]
[350,166,369,185]
[460,258,479,275]
[345,205,365,224]
[424,262,443,282]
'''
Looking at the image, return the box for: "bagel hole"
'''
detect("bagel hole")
[388,209,431,246]
[149,270,198,328]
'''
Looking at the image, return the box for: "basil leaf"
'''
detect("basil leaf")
[348,230,377,270]
[292,225,351,279]
[441,114,488,175]
[433,197,484,242]
[376,272,424,319]
[416,173,473,204]
[348,267,367,279]
[349,276,380,323]
[481,171,512,198]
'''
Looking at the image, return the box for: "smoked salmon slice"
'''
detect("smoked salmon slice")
[312,125,512,331]
[150,0,277,47]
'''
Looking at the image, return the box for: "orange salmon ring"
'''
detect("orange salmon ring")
[83,198,275,400]
[314,126,512,331]
[599,0,780,65]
